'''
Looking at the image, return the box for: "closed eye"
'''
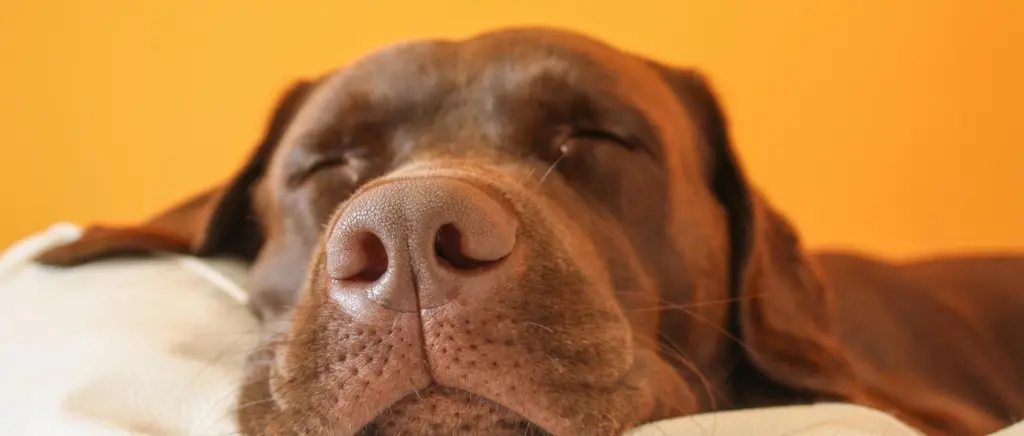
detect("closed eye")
[287,157,347,188]
[570,127,642,152]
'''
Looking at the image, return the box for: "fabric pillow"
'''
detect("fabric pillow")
[0,223,257,435]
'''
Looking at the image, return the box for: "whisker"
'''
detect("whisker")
[523,321,554,334]
[624,293,765,313]
[244,359,279,367]
[520,167,538,185]
[669,302,759,358]
[633,332,719,411]
[234,397,278,413]
[659,332,723,411]
[536,144,572,188]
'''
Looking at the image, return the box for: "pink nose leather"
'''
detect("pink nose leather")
[325,178,519,315]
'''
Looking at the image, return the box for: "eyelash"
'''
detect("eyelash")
[288,157,347,188]
[569,128,636,149]
[556,125,645,156]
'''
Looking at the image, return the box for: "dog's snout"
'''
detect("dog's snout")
[326,177,520,317]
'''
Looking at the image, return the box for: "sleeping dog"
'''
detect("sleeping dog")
[37,27,1024,435]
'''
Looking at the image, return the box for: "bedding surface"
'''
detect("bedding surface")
[0,223,1011,435]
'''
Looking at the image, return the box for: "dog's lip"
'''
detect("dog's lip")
[355,385,553,436]
[432,353,649,435]
[326,344,648,436]
[264,308,656,436]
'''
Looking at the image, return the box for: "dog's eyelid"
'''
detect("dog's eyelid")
[568,125,647,153]
[571,126,624,142]
[285,154,350,189]
[285,130,376,189]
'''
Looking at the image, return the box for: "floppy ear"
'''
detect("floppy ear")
[35,80,316,267]
[649,62,864,398]
[652,64,1006,434]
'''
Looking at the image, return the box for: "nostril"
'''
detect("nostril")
[434,224,498,271]
[346,232,389,282]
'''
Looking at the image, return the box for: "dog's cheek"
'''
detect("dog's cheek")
[513,202,639,380]
[543,179,663,347]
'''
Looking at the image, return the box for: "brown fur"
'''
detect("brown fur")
[36,27,1024,435]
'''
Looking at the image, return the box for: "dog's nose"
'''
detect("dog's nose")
[325,177,519,316]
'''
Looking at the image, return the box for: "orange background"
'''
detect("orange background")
[3,1,1022,258]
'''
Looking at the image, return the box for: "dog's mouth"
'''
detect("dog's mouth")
[356,385,549,436]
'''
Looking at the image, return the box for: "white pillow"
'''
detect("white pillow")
[0,223,258,435]
[0,223,931,435]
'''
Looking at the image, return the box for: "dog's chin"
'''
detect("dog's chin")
[238,333,697,436]
[357,385,549,436]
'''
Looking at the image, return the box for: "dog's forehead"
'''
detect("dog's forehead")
[273,29,651,156]
[314,29,632,107]
[329,39,457,107]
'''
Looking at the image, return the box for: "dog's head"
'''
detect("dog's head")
[37,28,870,435]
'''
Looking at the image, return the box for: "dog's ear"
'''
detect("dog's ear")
[649,61,865,398]
[651,64,1007,434]
[35,80,315,267]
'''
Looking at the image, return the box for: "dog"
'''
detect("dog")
[34,27,1024,435]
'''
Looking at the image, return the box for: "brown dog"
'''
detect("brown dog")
[35,27,1024,435]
